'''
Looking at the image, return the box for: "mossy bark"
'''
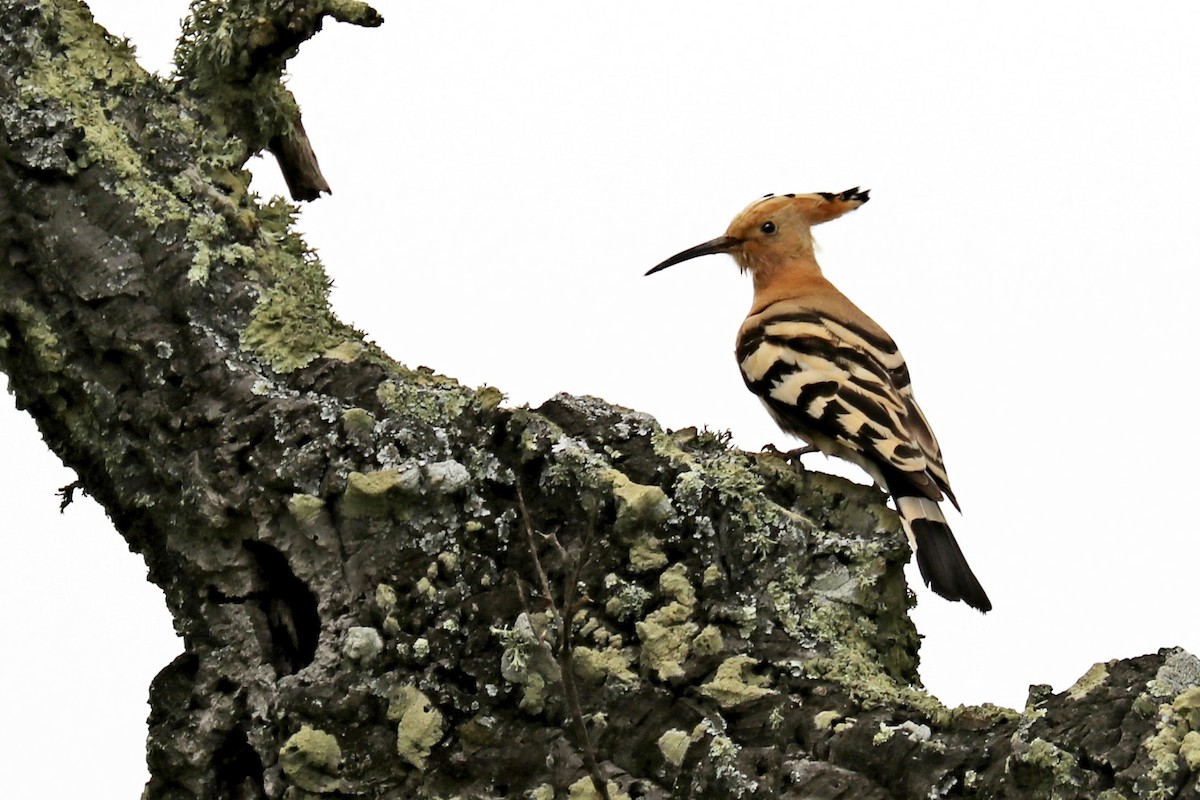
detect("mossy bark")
[1,2,1198,798]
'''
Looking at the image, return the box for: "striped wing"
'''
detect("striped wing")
[737,309,957,507]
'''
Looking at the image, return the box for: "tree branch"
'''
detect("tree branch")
[175,0,384,199]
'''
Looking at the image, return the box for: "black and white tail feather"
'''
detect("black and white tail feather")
[895,496,990,611]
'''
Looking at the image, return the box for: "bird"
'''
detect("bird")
[646,189,991,612]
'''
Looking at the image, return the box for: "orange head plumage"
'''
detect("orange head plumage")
[646,188,870,287]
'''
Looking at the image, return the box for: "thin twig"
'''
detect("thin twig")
[516,484,558,607]
[57,480,82,513]
[515,484,609,800]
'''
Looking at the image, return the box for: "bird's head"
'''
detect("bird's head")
[646,189,869,279]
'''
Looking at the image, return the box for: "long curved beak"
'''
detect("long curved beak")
[645,235,741,276]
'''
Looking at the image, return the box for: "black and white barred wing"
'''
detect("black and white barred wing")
[737,311,952,502]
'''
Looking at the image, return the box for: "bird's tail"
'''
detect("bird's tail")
[895,495,992,612]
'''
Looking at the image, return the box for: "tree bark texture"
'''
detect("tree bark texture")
[1,2,1198,798]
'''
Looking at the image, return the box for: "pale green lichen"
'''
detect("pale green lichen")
[341,407,376,434]
[603,574,651,621]
[692,625,724,656]
[650,428,800,559]
[278,725,342,793]
[517,672,547,714]
[17,3,184,220]
[537,434,613,498]
[1067,661,1110,700]
[657,728,693,767]
[240,251,352,372]
[1136,686,1200,798]
[813,710,843,730]
[873,720,932,747]
[6,301,64,372]
[16,0,298,331]
[341,467,420,517]
[387,686,444,770]
[16,0,370,400]
[1174,686,1200,727]
[476,385,505,412]
[645,424,927,721]
[573,645,637,687]
[376,372,475,425]
[700,655,776,708]
[766,579,804,638]
[636,564,699,681]
[1180,730,1200,771]
[375,583,398,610]
[235,199,395,373]
[494,614,560,714]
[605,469,673,537]
[627,532,669,572]
[437,550,459,574]
[185,210,255,283]
[636,617,696,682]
[174,0,305,147]
[286,493,326,526]
[567,776,629,800]
[791,602,942,719]
[1017,737,1081,793]
[708,731,754,796]
[323,340,365,362]
[659,563,697,607]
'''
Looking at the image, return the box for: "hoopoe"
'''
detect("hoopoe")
[647,189,991,612]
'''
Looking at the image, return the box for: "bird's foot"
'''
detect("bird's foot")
[759,443,816,468]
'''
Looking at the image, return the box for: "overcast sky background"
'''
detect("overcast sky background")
[3,2,1198,795]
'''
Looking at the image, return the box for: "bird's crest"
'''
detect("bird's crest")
[731,188,870,233]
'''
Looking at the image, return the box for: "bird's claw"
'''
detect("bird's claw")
[759,443,816,468]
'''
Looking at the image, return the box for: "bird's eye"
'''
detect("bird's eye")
[761,221,777,235]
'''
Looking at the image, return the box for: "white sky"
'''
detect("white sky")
[3,2,1199,795]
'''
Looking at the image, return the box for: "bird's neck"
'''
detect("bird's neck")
[749,256,828,313]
